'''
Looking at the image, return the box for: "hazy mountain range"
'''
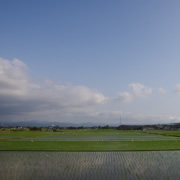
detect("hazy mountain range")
[0,121,115,127]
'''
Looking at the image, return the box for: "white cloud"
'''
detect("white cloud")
[0,57,107,119]
[116,92,133,103]
[12,58,27,68]
[129,83,152,98]
[1,57,178,125]
[0,57,134,123]
[175,84,180,93]
[158,88,167,94]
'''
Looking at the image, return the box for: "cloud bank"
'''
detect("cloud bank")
[116,92,133,103]
[175,84,180,93]
[158,88,167,94]
[129,83,152,98]
[0,58,107,115]
[0,57,133,123]
[1,57,179,124]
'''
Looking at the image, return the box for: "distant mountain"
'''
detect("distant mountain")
[1,120,179,128]
[0,120,116,127]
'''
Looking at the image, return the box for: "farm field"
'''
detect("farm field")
[1,129,180,179]
[143,130,180,137]
[0,129,180,151]
[0,151,180,180]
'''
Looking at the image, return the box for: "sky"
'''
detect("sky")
[1,0,180,125]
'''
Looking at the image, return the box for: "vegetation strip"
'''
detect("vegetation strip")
[1,130,180,151]
[143,130,180,137]
[0,141,180,151]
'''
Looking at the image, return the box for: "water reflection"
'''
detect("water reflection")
[0,151,179,180]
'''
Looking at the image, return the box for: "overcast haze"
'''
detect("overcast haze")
[1,0,180,125]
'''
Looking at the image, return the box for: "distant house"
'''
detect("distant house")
[142,127,154,131]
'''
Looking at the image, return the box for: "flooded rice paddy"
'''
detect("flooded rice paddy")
[0,151,180,180]
[1,133,179,141]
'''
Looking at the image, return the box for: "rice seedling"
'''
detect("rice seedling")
[0,151,180,179]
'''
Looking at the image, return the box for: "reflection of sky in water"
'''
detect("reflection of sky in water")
[0,151,180,180]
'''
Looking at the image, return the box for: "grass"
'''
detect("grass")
[0,140,180,151]
[0,129,180,151]
[143,130,180,137]
[0,131,60,137]
[0,129,142,136]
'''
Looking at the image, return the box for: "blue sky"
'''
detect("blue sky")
[1,0,180,124]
